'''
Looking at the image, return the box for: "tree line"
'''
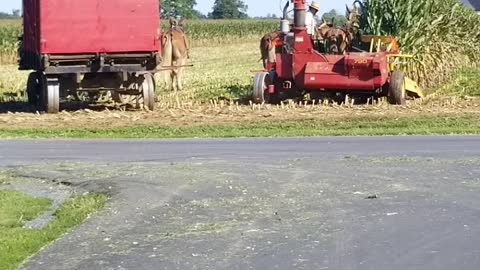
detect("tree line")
[162,0,349,25]
[0,9,20,19]
[161,0,248,19]
[0,1,346,23]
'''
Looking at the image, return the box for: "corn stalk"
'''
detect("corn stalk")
[359,0,480,89]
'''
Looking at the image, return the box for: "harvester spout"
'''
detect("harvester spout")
[282,1,290,20]
[291,0,306,28]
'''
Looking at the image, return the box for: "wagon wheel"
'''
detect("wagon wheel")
[38,75,60,113]
[26,72,41,107]
[253,72,276,104]
[388,71,406,105]
[140,73,155,111]
[112,74,155,110]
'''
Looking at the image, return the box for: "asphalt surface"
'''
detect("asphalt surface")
[1,136,479,270]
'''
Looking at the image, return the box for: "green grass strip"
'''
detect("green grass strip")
[0,190,107,270]
[0,114,479,139]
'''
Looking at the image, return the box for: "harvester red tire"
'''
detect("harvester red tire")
[388,71,406,105]
[253,72,276,104]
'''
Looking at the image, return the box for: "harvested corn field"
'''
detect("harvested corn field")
[1,39,480,137]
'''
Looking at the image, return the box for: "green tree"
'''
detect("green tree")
[209,0,248,19]
[12,9,20,17]
[321,9,348,27]
[0,10,20,19]
[161,0,204,19]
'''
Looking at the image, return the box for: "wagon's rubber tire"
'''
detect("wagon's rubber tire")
[26,72,41,107]
[39,75,60,113]
[140,73,155,111]
[253,72,276,104]
[388,71,406,105]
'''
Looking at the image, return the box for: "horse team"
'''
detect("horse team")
[260,2,363,69]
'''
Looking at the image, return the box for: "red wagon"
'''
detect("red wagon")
[19,0,162,113]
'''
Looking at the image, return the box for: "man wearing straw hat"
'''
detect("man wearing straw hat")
[305,1,320,39]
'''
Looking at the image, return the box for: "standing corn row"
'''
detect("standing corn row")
[0,23,21,65]
[359,0,480,88]
[161,19,278,46]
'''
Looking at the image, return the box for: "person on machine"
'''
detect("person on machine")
[305,1,320,40]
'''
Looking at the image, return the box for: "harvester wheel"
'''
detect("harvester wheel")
[253,72,276,104]
[388,71,406,105]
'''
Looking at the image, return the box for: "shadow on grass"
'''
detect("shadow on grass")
[0,100,121,114]
[0,101,31,113]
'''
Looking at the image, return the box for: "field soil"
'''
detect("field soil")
[0,97,478,131]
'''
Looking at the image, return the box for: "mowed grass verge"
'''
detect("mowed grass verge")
[0,189,107,270]
[0,113,478,138]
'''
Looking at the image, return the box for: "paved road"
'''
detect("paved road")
[1,136,480,270]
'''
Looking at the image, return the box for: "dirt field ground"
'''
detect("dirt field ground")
[0,97,478,130]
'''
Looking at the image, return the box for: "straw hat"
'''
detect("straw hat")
[310,1,320,11]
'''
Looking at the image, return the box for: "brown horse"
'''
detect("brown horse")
[259,31,281,69]
[315,18,334,52]
[316,19,334,41]
[323,2,363,55]
[324,27,352,54]
[158,17,190,91]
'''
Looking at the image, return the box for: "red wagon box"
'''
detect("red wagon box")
[22,0,160,55]
[19,0,162,113]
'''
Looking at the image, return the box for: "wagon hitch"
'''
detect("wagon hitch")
[155,64,194,72]
[251,69,270,73]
